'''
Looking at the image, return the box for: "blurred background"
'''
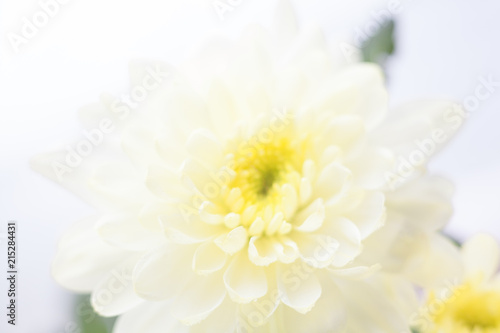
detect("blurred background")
[1,0,499,331]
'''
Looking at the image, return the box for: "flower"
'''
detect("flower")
[32,1,463,332]
[415,234,500,333]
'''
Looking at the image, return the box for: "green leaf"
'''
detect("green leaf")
[361,19,396,67]
[73,295,116,333]
[441,231,462,248]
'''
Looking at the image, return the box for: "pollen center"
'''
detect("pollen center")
[230,137,295,204]
[218,132,308,237]
[453,290,500,330]
[428,282,500,332]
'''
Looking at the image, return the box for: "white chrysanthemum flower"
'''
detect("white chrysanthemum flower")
[415,234,500,333]
[32,1,463,332]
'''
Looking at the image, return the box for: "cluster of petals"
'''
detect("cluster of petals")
[33,1,465,332]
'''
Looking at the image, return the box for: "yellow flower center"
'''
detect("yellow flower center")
[217,130,311,237]
[425,280,500,333]
[230,137,297,205]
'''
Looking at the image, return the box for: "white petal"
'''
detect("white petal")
[171,273,227,325]
[319,217,362,268]
[90,162,153,209]
[91,256,143,317]
[314,162,351,201]
[333,63,388,129]
[181,158,215,195]
[186,129,224,169]
[285,26,332,86]
[307,63,387,129]
[280,281,346,333]
[214,226,248,255]
[277,263,322,313]
[155,131,186,167]
[272,0,299,52]
[462,233,500,281]
[299,178,312,204]
[371,100,464,159]
[291,233,339,268]
[160,204,222,244]
[139,202,171,232]
[164,79,211,140]
[344,146,395,190]
[321,114,365,149]
[294,198,325,232]
[133,244,196,300]
[268,236,299,264]
[402,233,463,288]
[329,264,381,280]
[224,253,268,303]
[345,191,385,239]
[281,183,298,220]
[199,201,225,225]
[386,176,454,232]
[273,69,307,109]
[145,164,187,200]
[120,121,165,173]
[245,84,272,118]
[335,277,411,333]
[95,213,164,251]
[192,241,228,275]
[239,285,280,328]
[113,301,188,333]
[30,151,101,207]
[52,217,130,293]
[190,297,238,333]
[248,236,279,266]
[207,80,238,139]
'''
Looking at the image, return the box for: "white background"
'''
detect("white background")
[0,0,499,332]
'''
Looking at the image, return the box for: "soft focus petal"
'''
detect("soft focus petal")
[462,233,500,281]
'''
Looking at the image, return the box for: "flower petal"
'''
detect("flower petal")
[280,280,346,332]
[95,213,164,251]
[133,244,196,301]
[319,217,362,268]
[329,264,381,280]
[272,0,299,51]
[371,100,464,159]
[224,253,268,303]
[214,226,248,255]
[190,297,238,333]
[344,191,385,239]
[293,198,325,232]
[239,271,280,327]
[160,203,222,244]
[248,236,279,266]
[291,233,339,268]
[277,263,322,313]
[320,114,365,150]
[207,80,238,139]
[90,162,154,210]
[314,162,351,201]
[52,217,130,293]
[145,164,187,200]
[386,176,454,232]
[308,63,387,129]
[171,273,227,325]
[113,301,188,333]
[91,256,143,317]
[344,146,395,190]
[462,233,500,281]
[192,241,228,275]
[186,129,224,169]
